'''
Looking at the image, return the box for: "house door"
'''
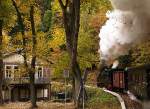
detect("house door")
[113,71,125,89]
[11,88,19,101]
[19,88,30,101]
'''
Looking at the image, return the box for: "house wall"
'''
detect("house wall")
[3,64,51,79]
[43,67,51,78]
[3,54,51,80]
[3,90,9,101]
[37,89,43,98]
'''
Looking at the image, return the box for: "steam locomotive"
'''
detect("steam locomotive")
[97,64,150,100]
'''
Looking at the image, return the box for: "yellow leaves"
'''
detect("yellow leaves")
[34,8,41,28]
[89,10,107,32]
[36,32,48,56]
[20,3,29,13]
[52,0,62,13]
[49,27,65,48]
[2,35,10,50]
[3,35,10,44]
[16,0,35,14]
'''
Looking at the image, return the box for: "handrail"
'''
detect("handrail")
[3,77,50,84]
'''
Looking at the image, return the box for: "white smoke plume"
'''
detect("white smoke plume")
[99,0,150,62]
[112,60,119,69]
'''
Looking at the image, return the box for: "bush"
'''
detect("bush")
[51,82,121,109]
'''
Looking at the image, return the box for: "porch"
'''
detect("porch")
[3,84,51,102]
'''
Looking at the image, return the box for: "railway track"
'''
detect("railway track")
[120,93,143,109]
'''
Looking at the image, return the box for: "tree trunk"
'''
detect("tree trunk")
[29,70,37,108]
[11,0,28,69]
[0,20,3,105]
[73,62,83,108]
[58,0,84,108]
[12,1,37,107]
[74,76,81,107]
[30,6,37,108]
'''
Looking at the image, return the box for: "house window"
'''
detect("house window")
[14,66,19,78]
[44,89,48,98]
[5,66,12,78]
[37,67,43,78]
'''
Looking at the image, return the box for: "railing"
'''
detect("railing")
[35,77,50,84]
[3,77,50,84]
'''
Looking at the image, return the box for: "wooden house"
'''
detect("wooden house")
[2,53,51,101]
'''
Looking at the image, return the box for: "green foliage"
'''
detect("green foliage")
[43,0,52,10]
[0,0,15,28]
[130,41,150,66]
[42,10,52,33]
[81,0,111,14]
[86,87,121,109]
[51,82,72,93]
[39,0,52,33]
[51,52,70,79]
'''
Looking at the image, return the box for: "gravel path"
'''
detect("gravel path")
[120,93,143,109]
[0,101,75,109]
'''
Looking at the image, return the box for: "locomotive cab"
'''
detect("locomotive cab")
[97,67,127,91]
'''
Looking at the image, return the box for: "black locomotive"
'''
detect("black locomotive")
[97,64,150,100]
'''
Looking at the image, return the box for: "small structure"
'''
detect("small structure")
[2,53,51,101]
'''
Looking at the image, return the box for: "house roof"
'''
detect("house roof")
[3,53,24,64]
[3,53,48,65]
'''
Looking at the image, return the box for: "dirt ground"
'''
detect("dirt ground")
[0,101,75,109]
[120,93,143,109]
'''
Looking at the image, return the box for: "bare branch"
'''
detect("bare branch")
[58,0,65,10]
[65,0,69,7]
[11,0,28,69]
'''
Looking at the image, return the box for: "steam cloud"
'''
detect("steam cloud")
[99,0,150,62]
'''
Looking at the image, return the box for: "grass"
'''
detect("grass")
[85,87,121,109]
